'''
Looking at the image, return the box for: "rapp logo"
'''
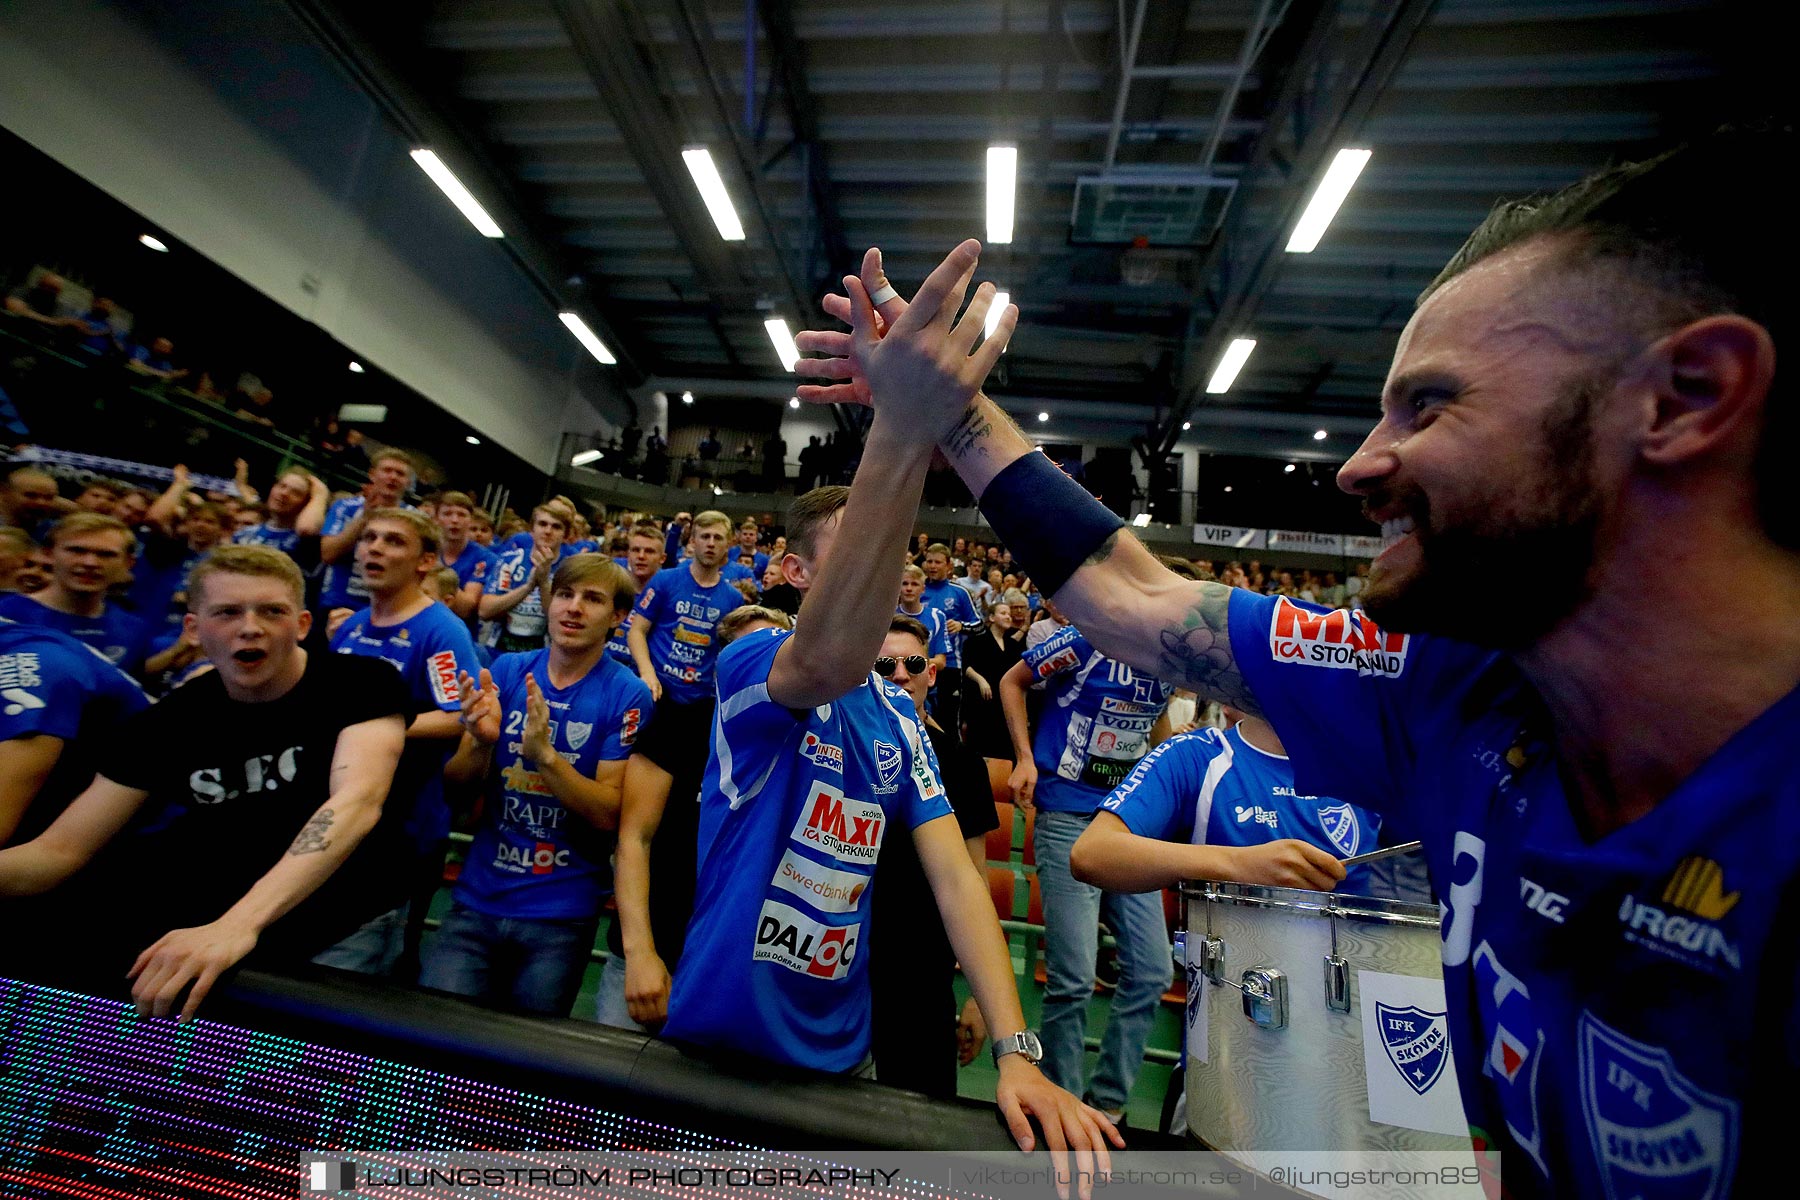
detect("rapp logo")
[790,783,885,864]
[754,898,859,979]
[1266,598,1409,677]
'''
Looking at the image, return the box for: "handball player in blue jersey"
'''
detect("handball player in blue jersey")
[316,449,414,617]
[322,508,482,975]
[666,242,1120,1180]
[0,513,153,675]
[604,523,665,668]
[0,620,148,846]
[798,127,1796,1199]
[1074,706,1376,895]
[626,510,744,704]
[422,555,652,1014]
[431,491,495,626]
[997,619,1177,1121]
[480,503,574,655]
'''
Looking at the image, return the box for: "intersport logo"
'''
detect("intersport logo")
[1267,598,1409,677]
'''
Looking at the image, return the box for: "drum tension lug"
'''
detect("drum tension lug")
[1240,966,1288,1030]
[1200,935,1226,985]
[1324,954,1351,1014]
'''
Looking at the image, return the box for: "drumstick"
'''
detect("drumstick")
[1337,840,1423,868]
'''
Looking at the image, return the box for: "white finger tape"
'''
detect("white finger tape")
[869,284,899,305]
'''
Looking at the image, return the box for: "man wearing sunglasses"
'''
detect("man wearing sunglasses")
[868,615,998,1097]
[662,241,1120,1177]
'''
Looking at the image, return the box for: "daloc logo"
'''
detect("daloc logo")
[1579,1013,1739,1200]
[1378,1002,1450,1095]
[1319,803,1359,856]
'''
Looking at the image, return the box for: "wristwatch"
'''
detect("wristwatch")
[991,1029,1044,1067]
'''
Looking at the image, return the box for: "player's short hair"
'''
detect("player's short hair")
[531,502,571,532]
[470,507,494,528]
[77,480,122,499]
[437,490,476,513]
[786,486,849,561]
[185,501,228,525]
[188,544,306,610]
[691,509,732,534]
[901,563,925,581]
[551,552,637,614]
[422,566,460,600]
[925,542,951,560]
[628,522,662,544]
[718,604,794,645]
[365,506,441,556]
[0,527,38,555]
[371,448,414,474]
[888,614,932,648]
[46,512,137,557]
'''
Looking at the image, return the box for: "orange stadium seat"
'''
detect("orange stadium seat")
[986,802,1014,861]
[988,867,1017,921]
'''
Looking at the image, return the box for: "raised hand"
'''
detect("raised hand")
[795,241,1016,441]
[520,674,554,763]
[458,668,501,745]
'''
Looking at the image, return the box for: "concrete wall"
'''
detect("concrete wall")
[0,0,629,470]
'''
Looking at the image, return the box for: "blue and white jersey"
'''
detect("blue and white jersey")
[318,494,372,611]
[663,628,953,1071]
[1101,723,1382,894]
[233,523,302,555]
[1022,622,1172,812]
[483,541,571,643]
[0,594,153,675]
[896,603,950,663]
[441,541,497,598]
[1229,591,1793,1198]
[331,600,481,852]
[919,578,979,668]
[604,610,636,668]
[630,564,746,704]
[454,650,651,920]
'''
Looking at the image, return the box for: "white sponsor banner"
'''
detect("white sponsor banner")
[1358,970,1470,1137]
[1190,523,1267,550]
[1344,534,1384,558]
[1267,529,1345,554]
[770,847,869,915]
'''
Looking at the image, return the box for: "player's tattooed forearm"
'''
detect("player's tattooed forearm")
[944,402,992,460]
[288,808,334,856]
[1157,584,1261,715]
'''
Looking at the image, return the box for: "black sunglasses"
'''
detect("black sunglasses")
[873,655,929,677]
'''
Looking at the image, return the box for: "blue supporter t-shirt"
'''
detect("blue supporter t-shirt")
[441,541,496,614]
[1227,590,1792,1198]
[919,578,979,668]
[0,621,149,842]
[630,564,746,704]
[1021,622,1172,812]
[1101,723,1382,894]
[233,523,301,555]
[0,593,154,675]
[482,541,576,646]
[604,610,636,668]
[896,603,951,663]
[331,600,481,853]
[318,495,372,611]
[662,628,954,1071]
[453,650,652,920]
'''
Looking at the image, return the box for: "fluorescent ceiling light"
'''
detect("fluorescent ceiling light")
[986,146,1017,244]
[571,449,603,467]
[1286,148,1371,253]
[1205,337,1256,394]
[1131,513,1152,527]
[1313,429,1328,441]
[1036,411,1050,423]
[765,318,801,371]
[1284,463,1296,473]
[465,436,481,445]
[558,312,616,365]
[788,396,801,409]
[347,361,365,374]
[682,147,746,241]
[410,148,504,238]
[986,290,1011,341]
[138,234,168,252]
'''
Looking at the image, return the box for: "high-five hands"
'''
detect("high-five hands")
[793,242,1015,440]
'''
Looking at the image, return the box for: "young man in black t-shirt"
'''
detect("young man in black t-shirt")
[0,545,407,1019]
[869,614,1000,1097]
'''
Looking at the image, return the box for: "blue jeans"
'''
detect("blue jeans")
[417,900,599,1016]
[1033,808,1172,1111]
[312,904,408,977]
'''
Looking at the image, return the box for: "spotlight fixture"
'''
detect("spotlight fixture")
[682,391,695,405]
[1313,429,1328,441]
[347,361,365,374]
[1181,421,1191,431]
[1284,463,1296,473]
[788,396,801,409]
[465,436,481,445]
[1036,412,1049,423]
[571,449,603,467]
[138,234,168,252]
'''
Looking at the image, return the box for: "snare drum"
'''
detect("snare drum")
[1180,881,1472,1158]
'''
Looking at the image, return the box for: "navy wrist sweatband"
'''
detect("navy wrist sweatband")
[979,451,1126,597]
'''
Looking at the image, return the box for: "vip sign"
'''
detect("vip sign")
[1358,970,1471,1137]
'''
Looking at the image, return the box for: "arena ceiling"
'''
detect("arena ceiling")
[297,0,1754,463]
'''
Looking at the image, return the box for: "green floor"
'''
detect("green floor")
[422,889,1183,1131]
